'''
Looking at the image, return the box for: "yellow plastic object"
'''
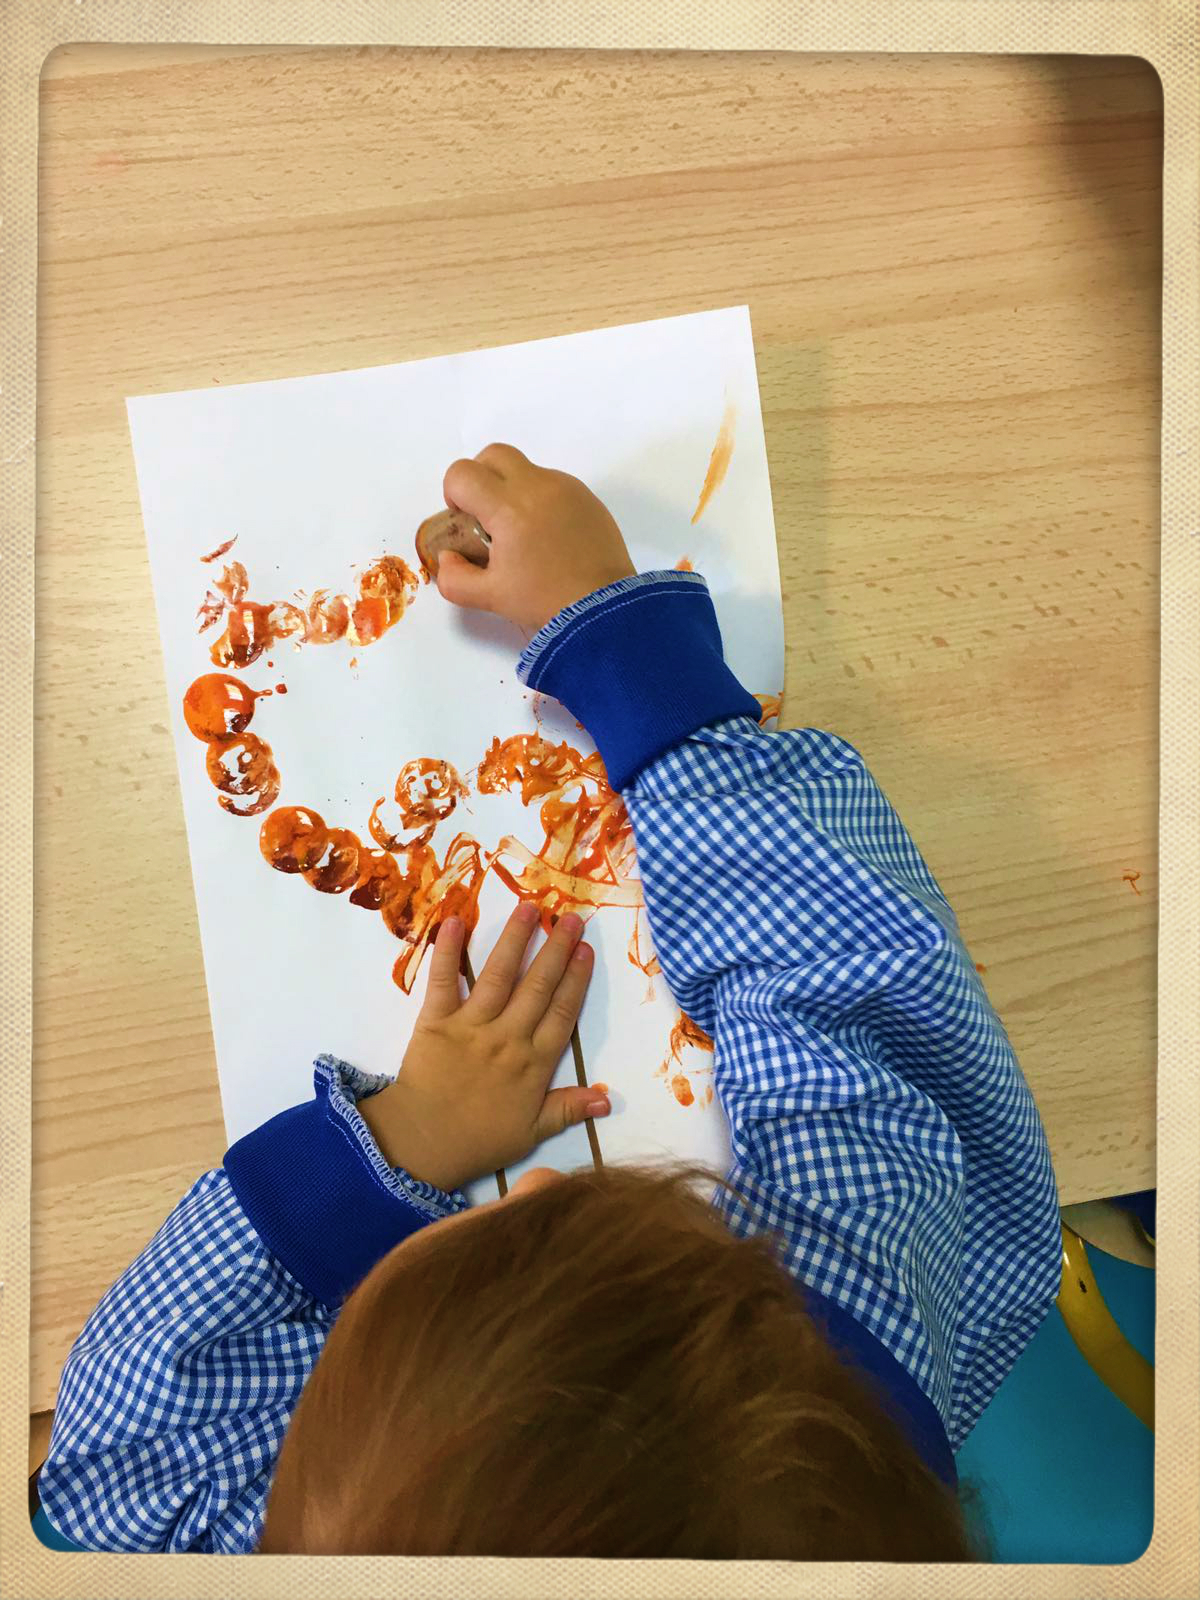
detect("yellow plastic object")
[1056,1222,1154,1431]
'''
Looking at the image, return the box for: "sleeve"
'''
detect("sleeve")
[38,1057,464,1553]
[520,571,1063,1447]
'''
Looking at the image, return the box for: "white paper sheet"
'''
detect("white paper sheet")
[128,306,783,1202]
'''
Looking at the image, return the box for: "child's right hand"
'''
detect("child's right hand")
[437,443,636,634]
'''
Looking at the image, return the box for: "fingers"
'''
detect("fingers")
[474,442,531,476]
[420,916,466,1021]
[506,912,587,1034]
[436,550,493,611]
[443,456,508,525]
[531,938,594,1062]
[533,1083,611,1146]
[467,902,541,1020]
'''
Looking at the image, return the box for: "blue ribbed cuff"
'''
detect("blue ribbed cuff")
[518,571,762,791]
[223,1056,466,1309]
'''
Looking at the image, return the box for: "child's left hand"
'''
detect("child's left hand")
[357,905,610,1192]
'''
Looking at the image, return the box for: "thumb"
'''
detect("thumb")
[436,550,493,612]
[534,1084,612,1144]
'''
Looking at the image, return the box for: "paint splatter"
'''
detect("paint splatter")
[675,555,695,572]
[755,692,783,725]
[1122,871,1142,896]
[691,401,736,524]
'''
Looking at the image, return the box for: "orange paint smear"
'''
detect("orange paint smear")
[200,535,238,564]
[259,771,487,995]
[477,734,642,929]
[200,554,419,669]
[675,555,694,572]
[658,1009,714,1110]
[690,401,736,524]
[369,758,469,851]
[627,906,661,997]
[182,672,281,816]
[755,692,783,725]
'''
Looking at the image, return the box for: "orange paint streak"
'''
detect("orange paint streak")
[675,555,694,572]
[200,535,238,563]
[201,553,419,668]
[627,905,661,998]
[1122,871,1142,896]
[755,692,783,725]
[670,1074,695,1107]
[690,401,736,524]
[477,733,642,928]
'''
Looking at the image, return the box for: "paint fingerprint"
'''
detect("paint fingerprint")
[691,401,736,524]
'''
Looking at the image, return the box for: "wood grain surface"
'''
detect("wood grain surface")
[32,46,1162,1414]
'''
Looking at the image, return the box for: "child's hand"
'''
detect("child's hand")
[357,904,610,1193]
[437,443,636,633]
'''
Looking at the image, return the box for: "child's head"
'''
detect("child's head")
[260,1166,979,1560]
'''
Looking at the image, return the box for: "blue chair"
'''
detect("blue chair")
[956,1224,1154,1564]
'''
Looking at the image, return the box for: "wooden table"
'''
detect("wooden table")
[32,45,1161,1416]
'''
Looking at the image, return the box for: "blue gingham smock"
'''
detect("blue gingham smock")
[39,570,1061,1552]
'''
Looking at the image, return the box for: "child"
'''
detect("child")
[38,444,1062,1559]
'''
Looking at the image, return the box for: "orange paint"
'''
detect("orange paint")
[200,553,419,669]
[477,734,643,928]
[754,692,783,724]
[627,906,661,990]
[182,672,280,815]
[690,401,736,524]
[1122,871,1142,896]
[183,644,694,1065]
[200,535,238,564]
[258,780,487,994]
[975,963,988,974]
[369,758,470,851]
[675,555,694,572]
[658,1009,714,1110]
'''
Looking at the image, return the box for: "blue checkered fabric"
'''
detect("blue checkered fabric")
[625,717,1063,1446]
[39,1170,332,1552]
[39,713,1061,1553]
